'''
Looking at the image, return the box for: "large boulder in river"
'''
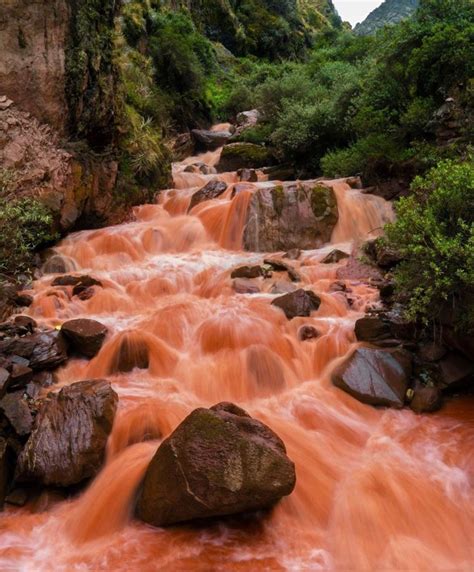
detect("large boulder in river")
[188,180,228,211]
[243,182,338,251]
[16,380,118,487]
[61,318,108,358]
[271,289,321,320]
[136,402,295,527]
[216,143,274,173]
[191,129,231,150]
[332,348,412,408]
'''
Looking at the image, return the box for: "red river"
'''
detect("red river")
[0,142,473,571]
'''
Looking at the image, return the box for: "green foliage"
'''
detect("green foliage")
[321,134,403,177]
[385,159,474,332]
[0,198,58,275]
[66,0,119,149]
[220,0,474,178]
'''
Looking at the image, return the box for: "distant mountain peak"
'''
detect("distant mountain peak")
[354,0,419,36]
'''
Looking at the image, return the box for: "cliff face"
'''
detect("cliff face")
[0,0,69,133]
[0,0,119,148]
[354,0,419,36]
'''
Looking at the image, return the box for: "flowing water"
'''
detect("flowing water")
[0,144,473,571]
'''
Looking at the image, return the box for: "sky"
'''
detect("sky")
[333,1,384,26]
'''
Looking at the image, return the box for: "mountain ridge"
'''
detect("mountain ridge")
[354,0,419,36]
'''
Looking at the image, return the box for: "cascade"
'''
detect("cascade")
[0,140,473,571]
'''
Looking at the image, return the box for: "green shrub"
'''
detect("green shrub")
[0,198,58,275]
[321,134,403,178]
[385,159,474,332]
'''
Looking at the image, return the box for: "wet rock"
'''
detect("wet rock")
[332,347,412,408]
[235,110,260,133]
[72,276,103,297]
[355,316,390,343]
[188,180,228,211]
[439,352,474,392]
[230,265,263,279]
[320,249,350,264]
[13,294,33,307]
[216,143,274,173]
[418,342,447,363]
[233,278,261,294]
[0,438,13,509]
[0,330,68,371]
[263,258,301,282]
[409,381,443,414]
[0,368,10,395]
[5,488,28,507]
[270,281,298,295]
[237,168,258,182]
[61,318,108,358]
[298,325,319,341]
[9,363,33,388]
[271,289,321,320]
[329,281,348,293]
[243,182,338,252]
[13,315,36,333]
[191,129,231,150]
[16,380,118,487]
[172,132,195,160]
[136,402,296,527]
[0,391,34,436]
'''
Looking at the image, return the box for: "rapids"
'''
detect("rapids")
[0,144,473,571]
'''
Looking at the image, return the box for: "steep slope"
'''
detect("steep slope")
[163,0,342,57]
[354,0,419,36]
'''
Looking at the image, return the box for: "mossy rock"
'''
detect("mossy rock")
[310,184,338,224]
[216,143,275,172]
[136,402,296,527]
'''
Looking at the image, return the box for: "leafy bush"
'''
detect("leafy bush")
[384,159,474,332]
[321,135,404,178]
[0,198,58,275]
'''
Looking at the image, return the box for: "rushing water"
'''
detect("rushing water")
[0,144,473,571]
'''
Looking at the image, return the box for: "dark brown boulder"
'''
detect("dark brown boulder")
[61,318,108,358]
[233,278,261,294]
[0,331,68,371]
[230,265,263,279]
[237,168,258,182]
[354,316,390,343]
[13,294,33,307]
[320,249,350,264]
[332,348,412,408]
[188,180,228,211]
[409,381,443,414]
[71,276,103,298]
[136,402,296,527]
[263,258,301,282]
[418,342,447,363]
[16,379,118,487]
[271,289,321,320]
[0,391,34,436]
[0,438,13,510]
[439,352,474,392]
[13,315,36,333]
